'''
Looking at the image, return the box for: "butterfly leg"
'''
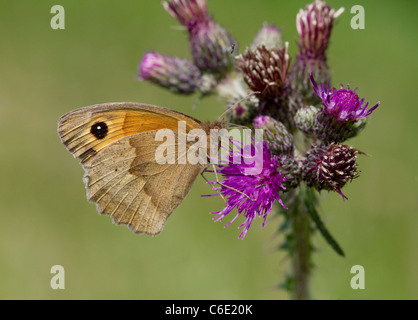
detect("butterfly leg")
[200,169,227,204]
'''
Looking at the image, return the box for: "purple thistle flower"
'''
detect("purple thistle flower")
[311,73,380,122]
[310,73,380,143]
[208,140,287,239]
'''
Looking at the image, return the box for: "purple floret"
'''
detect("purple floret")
[208,140,287,239]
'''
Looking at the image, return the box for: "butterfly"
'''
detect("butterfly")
[58,102,226,236]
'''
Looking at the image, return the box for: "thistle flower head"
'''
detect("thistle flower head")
[311,74,380,122]
[302,144,359,199]
[209,140,287,239]
[189,19,236,75]
[251,22,283,50]
[163,0,209,27]
[163,0,235,76]
[225,95,258,126]
[276,154,302,189]
[237,43,290,100]
[290,0,344,100]
[295,105,319,135]
[139,51,215,94]
[253,115,294,155]
[252,114,276,130]
[296,0,344,59]
[310,74,380,142]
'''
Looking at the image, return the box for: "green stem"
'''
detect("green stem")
[289,186,312,300]
[280,185,345,298]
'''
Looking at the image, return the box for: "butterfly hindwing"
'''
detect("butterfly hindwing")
[83,131,205,235]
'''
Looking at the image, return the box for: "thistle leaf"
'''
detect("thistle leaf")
[304,188,345,257]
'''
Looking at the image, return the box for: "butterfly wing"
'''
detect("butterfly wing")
[84,131,205,235]
[58,102,206,235]
[58,102,202,164]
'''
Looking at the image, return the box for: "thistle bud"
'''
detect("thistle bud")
[225,94,259,126]
[290,0,344,102]
[294,105,318,136]
[251,22,283,50]
[277,154,301,190]
[313,111,366,143]
[139,51,215,94]
[189,20,236,75]
[163,0,236,76]
[237,43,290,101]
[302,144,359,199]
[296,0,344,60]
[253,115,294,155]
[163,0,209,27]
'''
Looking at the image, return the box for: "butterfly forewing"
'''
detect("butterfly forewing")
[58,102,202,164]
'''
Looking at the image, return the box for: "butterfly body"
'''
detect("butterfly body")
[58,102,225,235]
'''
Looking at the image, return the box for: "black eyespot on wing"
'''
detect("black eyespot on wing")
[91,122,108,139]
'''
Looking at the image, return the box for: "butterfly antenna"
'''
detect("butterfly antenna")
[227,124,250,130]
[210,164,257,202]
[200,169,227,204]
[191,94,204,111]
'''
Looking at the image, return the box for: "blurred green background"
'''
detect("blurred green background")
[0,0,417,300]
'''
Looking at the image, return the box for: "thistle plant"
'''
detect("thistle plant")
[138,0,380,300]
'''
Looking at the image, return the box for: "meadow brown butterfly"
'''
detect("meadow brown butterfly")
[58,102,226,236]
